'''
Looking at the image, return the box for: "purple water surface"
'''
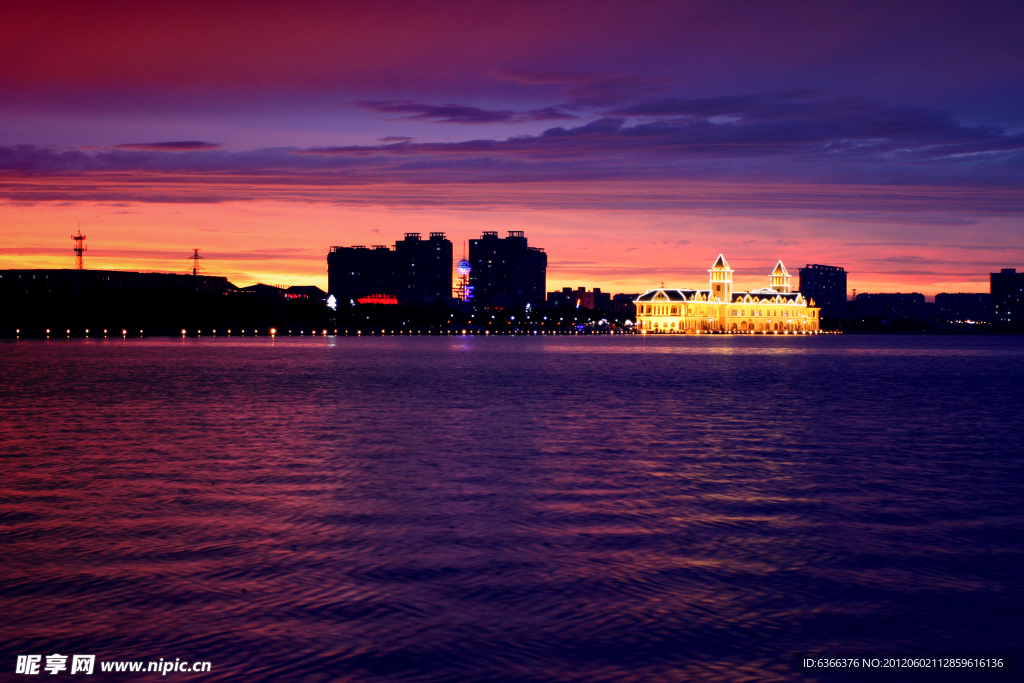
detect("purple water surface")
[1,336,1022,682]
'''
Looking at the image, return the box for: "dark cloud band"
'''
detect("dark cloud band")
[113,141,222,151]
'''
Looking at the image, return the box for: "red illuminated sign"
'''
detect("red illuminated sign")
[357,294,400,305]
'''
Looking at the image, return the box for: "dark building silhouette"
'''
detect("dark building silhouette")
[285,285,327,300]
[798,264,846,325]
[393,232,453,303]
[547,287,610,310]
[935,293,991,324]
[0,268,232,295]
[851,292,925,321]
[469,231,546,308]
[610,293,639,318]
[240,283,285,298]
[327,232,452,305]
[327,245,392,305]
[991,268,1024,329]
[0,268,345,337]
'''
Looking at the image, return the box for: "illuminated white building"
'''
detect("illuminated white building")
[634,255,820,332]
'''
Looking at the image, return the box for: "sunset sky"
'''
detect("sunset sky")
[2,0,1022,295]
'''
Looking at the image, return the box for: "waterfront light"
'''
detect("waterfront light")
[270,328,277,335]
[182,329,186,335]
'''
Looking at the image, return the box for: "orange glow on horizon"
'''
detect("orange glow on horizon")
[0,190,1015,297]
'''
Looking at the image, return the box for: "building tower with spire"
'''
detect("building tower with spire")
[770,260,791,293]
[708,254,733,303]
[633,254,820,333]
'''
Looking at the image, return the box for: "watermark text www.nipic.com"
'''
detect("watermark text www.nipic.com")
[15,655,212,675]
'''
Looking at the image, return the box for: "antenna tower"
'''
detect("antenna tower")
[72,229,87,270]
[190,248,205,277]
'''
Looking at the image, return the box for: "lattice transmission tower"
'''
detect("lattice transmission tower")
[190,248,205,277]
[72,229,87,270]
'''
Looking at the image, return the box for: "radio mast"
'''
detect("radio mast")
[72,229,87,270]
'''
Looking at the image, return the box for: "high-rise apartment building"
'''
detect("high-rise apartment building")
[991,268,1024,328]
[392,232,454,303]
[469,231,547,308]
[798,264,847,325]
[327,232,452,305]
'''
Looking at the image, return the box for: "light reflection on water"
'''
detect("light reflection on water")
[1,336,1022,682]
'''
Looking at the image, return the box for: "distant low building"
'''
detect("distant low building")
[851,293,926,321]
[935,293,991,324]
[991,268,1024,329]
[284,285,327,302]
[547,287,610,310]
[0,268,239,337]
[239,283,285,298]
[798,264,846,327]
[634,256,820,332]
[610,293,639,318]
[0,268,233,294]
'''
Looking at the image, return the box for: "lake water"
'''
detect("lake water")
[1,336,1022,682]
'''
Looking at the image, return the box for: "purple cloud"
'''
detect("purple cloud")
[493,70,673,106]
[351,100,575,124]
[113,141,222,151]
[2,92,1023,211]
